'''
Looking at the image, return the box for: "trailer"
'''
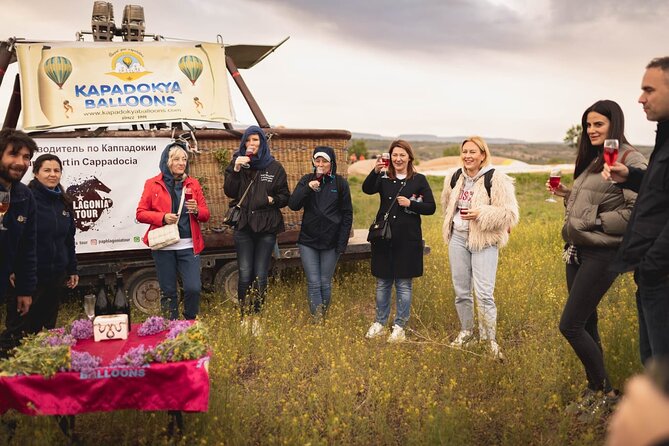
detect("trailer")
[0,11,372,313]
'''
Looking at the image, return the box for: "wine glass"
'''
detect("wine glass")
[84,294,96,321]
[0,189,9,231]
[242,148,254,169]
[184,187,194,213]
[381,153,390,179]
[458,199,470,217]
[314,167,324,192]
[604,139,619,183]
[546,168,561,203]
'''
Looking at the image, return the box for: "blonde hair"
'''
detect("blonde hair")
[167,146,188,174]
[461,136,492,168]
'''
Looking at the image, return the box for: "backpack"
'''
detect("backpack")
[450,168,495,198]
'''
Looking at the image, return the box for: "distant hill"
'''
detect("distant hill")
[351,132,527,145]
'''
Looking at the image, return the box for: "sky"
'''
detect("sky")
[1,0,668,145]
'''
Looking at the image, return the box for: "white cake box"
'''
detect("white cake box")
[93,314,129,342]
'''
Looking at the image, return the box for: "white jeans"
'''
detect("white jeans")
[448,232,499,340]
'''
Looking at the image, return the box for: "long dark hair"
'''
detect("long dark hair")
[574,100,630,178]
[387,139,416,180]
[28,153,74,210]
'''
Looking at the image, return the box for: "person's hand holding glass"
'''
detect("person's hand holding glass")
[381,153,390,178]
[603,139,619,183]
[545,168,563,202]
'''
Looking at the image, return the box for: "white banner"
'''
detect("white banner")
[27,137,171,253]
[16,41,235,130]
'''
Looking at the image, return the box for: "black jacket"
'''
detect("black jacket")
[29,181,78,281]
[0,181,37,299]
[288,146,353,254]
[362,170,436,279]
[613,120,669,283]
[224,159,290,234]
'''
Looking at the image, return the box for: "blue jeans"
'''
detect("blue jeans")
[636,274,669,365]
[151,248,201,320]
[448,232,499,340]
[375,277,413,328]
[234,229,276,315]
[298,244,339,317]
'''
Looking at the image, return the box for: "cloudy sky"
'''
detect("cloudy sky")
[1,0,668,144]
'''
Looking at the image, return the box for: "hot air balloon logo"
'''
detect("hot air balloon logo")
[43,56,73,89]
[107,51,151,81]
[178,55,203,86]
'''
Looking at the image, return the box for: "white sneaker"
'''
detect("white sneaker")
[490,340,504,361]
[365,322,386,339]
[450,330,473,347]
[387,325,406,343]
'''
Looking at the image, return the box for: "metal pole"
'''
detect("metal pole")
[3,74,21,129]
[0,39,15,89]
[225,55,269,128]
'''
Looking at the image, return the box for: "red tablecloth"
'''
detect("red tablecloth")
[0,324,210,415]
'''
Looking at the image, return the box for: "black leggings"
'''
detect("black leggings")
[559,246,618,392]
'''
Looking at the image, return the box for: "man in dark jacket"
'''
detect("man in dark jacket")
[0,129,37,356]
[606,56,669,365]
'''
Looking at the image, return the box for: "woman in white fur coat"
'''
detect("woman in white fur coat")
[440,136,519,359]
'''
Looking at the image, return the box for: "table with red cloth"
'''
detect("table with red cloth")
[0,323,210,416]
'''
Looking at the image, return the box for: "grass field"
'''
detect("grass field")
[1,172,642,445]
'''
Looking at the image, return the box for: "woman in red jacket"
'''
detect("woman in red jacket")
[136,141,210,320]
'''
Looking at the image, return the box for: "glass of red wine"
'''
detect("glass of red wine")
[546,168,561,203]
[0,189,9,231]
[604,139,619,182]
[184,187,194,213]
[242,148,254,169]
[314,167,325,192]
[381,153,390,178]
[458,199,470,217]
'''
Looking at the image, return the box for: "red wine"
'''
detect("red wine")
[459,208,469,216]
[185,191,193,201]
[382,158,390,168]
[604,149,619,166]
[0,202,8,214]
[549,176,561,189]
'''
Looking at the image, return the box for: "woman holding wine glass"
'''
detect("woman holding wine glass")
[288,146,353,320]
[548,99,646,416]
[441,136,519,359]
[136,140,210,320]
[363,140,436,342]
[224,126,290,333]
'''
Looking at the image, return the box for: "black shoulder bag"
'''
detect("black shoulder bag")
[223,173,257,228]
[367,181,406,242]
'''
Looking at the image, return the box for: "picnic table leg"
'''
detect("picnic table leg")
[167,410,183,437]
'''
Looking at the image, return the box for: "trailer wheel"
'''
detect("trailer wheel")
[126,268,161,315]
[213,261,238,303]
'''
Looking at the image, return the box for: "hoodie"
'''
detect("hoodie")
[288,146,353,253]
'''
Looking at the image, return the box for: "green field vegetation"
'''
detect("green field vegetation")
[1,173,642,445]
[357,138,653,165]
